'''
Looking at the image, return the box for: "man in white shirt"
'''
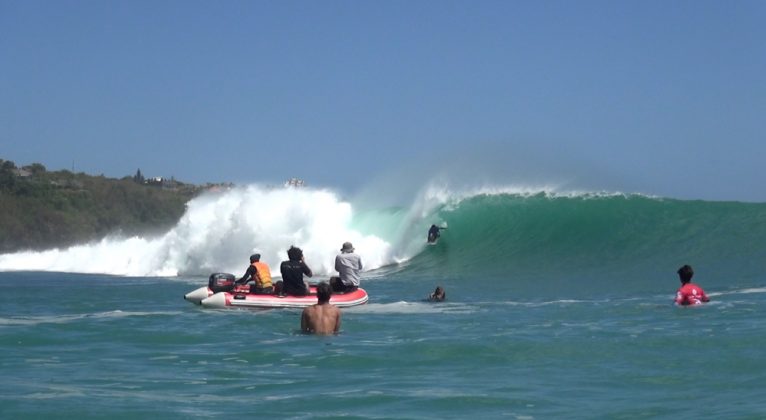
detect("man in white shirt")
[331,242,362,293]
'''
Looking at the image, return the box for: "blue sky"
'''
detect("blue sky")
[1,0,764,201]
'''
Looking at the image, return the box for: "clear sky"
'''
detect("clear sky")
[1,0,764,202]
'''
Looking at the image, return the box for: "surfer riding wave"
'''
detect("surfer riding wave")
[427,224,446,243]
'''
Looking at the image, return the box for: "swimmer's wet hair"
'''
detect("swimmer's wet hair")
[677,265,694,282]
[316,282,332,303]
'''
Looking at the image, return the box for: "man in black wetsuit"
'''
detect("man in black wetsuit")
[428,224,443,243]
[278,246,313,296]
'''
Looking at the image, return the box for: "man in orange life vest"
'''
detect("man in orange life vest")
[236,254,274,294]
[674,264,710,306]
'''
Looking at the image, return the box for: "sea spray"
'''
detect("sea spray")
[0,185,394,276]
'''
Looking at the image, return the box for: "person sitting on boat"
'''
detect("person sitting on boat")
[428,286,446,302]
[235,253,274,295]
[427,224,445,243]
[278,246,313,296]
[674,264,710,306]
[301,282,341,335]
[330,242,362,294]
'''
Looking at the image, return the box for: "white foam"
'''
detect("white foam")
[0,185,393,276]
[0,310,182,326]
[349,301,472,314]
[419,181,651,204]
[709,287,766,297]
[0,180,641,277]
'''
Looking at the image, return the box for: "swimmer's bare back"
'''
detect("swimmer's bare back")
[301,303,341,335]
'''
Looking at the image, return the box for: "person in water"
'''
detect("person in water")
[428,224,445,243]
[278,246,313,296]
[330,242,362,293]
[301,282,341,335]
[675,264,710,306]
[428,286,446,302]
[235,253,273,294]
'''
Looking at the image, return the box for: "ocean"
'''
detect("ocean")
[2,186,766,418]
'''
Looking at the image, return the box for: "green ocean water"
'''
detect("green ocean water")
[2,194,766,418]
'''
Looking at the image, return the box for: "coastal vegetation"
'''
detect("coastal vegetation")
[0,159,208,253]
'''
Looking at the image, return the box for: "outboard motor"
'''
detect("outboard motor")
[208,273,236,293]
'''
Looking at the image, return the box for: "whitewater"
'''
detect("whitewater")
[0,184,412,276]
[0,182,561,276]
[2,182,766,288]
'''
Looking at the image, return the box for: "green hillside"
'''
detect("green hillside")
[0,159,206,253]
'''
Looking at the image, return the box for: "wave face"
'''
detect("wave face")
[405,190,766,296]
[1,185,765,293]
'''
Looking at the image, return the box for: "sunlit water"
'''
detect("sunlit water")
[2,270,765,419]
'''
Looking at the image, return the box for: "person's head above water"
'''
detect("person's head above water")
[429,286,446,301]
[677,265,694,284]
[316,281,332,304]
[287,246,303,262]
[249,254,261,263]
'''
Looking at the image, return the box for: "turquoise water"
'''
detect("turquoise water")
[2,272,765,418]
[2,194,766,418]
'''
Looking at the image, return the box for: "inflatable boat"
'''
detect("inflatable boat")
[184,273,369,309]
